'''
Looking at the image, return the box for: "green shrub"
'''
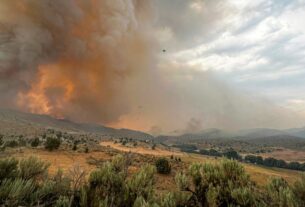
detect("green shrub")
[266,177,296,207]
[293,174,305,206]
[84,147,89,153]
[0,135,3,146]
[5,140,19,148]
[0,158,18,183]
[72,144,77,151]
[125,164,156,206]
[31,137,40,147]
[18,137,26,146]
[175,159,261,206]
[54,196,69,207]
[155,158,171,174]
[19,156,50,180]
[45,137,61,151]
[0,178,35,206]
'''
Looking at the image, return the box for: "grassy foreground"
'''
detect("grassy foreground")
[0,154,305,207]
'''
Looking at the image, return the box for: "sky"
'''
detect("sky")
[1,0,305,134]
[155,0,305,115]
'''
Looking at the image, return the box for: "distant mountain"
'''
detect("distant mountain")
[156,127,305,150]
[284,127,305,138]
[0,108,153,140]
[156,128,235,143]
[242,135,305,150]
[237,128,290,139]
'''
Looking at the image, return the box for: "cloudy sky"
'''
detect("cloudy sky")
[155,0,305,115]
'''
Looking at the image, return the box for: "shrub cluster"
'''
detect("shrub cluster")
[200,149,242,160]
[45,137,61,151]
[0,156,305,207]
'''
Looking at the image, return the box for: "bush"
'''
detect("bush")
[31,137,40,147]
[293,174,305,206]
[87,155,156,207]
[0,158,18,182]
[0,135,3,146]
[18,137,26,146]
[18,156,50,180]
[155,158,171,174]
[175,159,261,206]
[45,137,61,151]
[266,178,297,207]
[5,140,19,148]
[85,147,89,153]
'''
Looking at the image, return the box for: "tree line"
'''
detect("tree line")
[175,144,305,172]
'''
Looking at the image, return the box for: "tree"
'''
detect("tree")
[45,137,61,151]
[155,158,171,174]
[255,156,264,165]
[245,155,257,164]
[223,150,241,160]
[275,159,287,168]
[263,157,278,167]
[288,162,301,171]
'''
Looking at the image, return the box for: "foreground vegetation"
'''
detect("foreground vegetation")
[0,155,304,207]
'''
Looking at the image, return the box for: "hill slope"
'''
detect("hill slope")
[0,108,153,140]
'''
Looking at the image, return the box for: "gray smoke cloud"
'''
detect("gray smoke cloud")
[0,0,156,123]
[0,0,304,134]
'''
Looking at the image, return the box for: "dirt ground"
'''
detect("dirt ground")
[100,141,183,156]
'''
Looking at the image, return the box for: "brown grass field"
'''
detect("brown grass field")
[260,148,305,162]
[100,141,183,156]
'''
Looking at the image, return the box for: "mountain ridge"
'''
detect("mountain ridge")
[0,108,153,140]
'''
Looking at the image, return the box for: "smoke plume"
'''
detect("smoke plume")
[0,0,156,123]
[0,0,304,134]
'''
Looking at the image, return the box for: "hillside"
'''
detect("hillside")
[0,108,153,140]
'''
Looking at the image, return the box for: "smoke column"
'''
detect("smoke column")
[0,0,156,123]
[0,0,304,134]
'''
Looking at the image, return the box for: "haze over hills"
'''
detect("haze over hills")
[156,127,305,151]
[0,108,153,140]
[1,108,305,150]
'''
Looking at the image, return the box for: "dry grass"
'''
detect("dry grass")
[11,148,112,174]
[5,144,303,187]
[100,141,183,156]
[260,148,305,162]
